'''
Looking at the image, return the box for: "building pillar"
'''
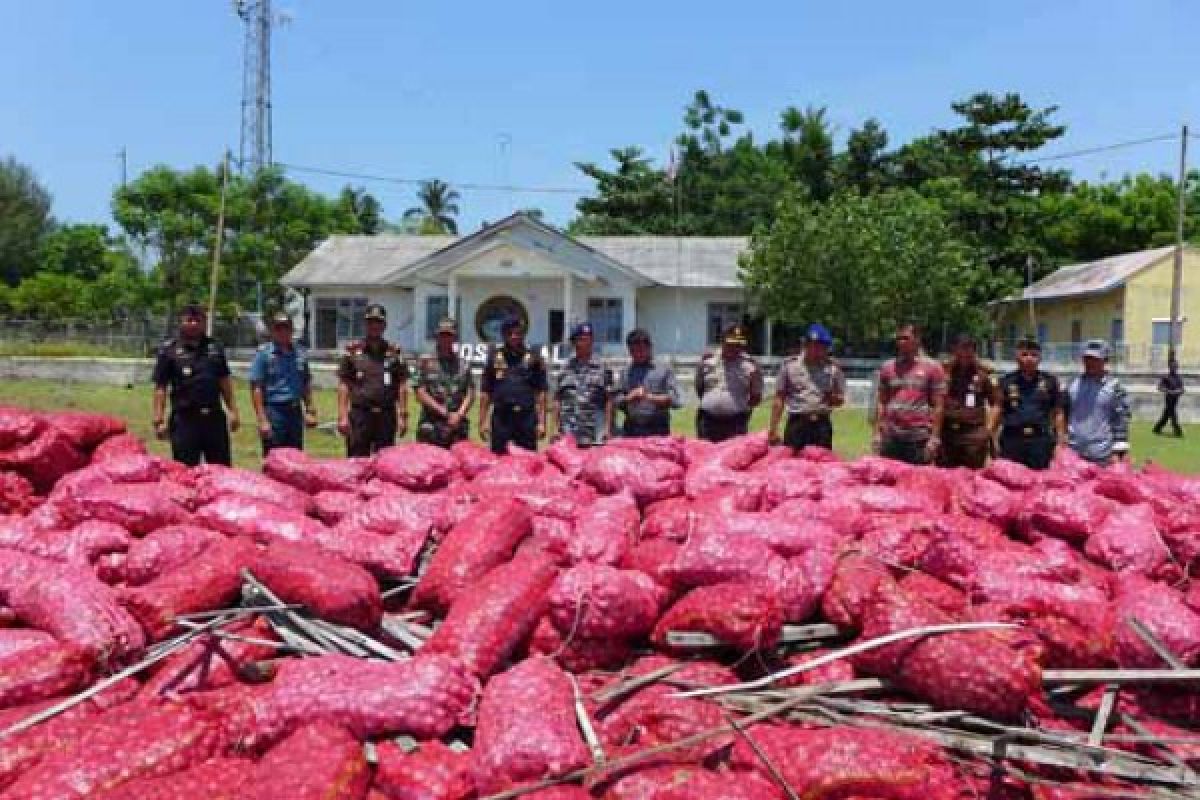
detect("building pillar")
[764,317,773,358]
[447,273,459,334]
[622,284,637,345]
[563,273,574,334]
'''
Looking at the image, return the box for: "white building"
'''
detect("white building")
[281,212,755,356]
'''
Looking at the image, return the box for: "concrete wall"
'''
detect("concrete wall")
[305,286,415,351]
[637,286,745,356]
[1124,248,1200,361]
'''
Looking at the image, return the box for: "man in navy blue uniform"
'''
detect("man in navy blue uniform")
[478,317,547,454]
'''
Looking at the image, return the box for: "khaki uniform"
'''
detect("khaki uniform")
[338,338,409,456]
[414,353,474,447]
[695,352,763,442]
[776,355,845,450]
[940,360,996,469]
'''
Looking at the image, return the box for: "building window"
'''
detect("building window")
[707,303,743,345]
[1070,320,1082,344]
[316,297,367,341]
[1111,319,1124,345]
[1152,319,1184,347]
[1036,323,1047,345]
[1006,323,1018,344]
[426,295,448,340]
[587,297,624,344]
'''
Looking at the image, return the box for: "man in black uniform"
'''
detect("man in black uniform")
[478,317,547,454]
[151,304,240,466]
[414,317,475,447]
[336,304,409,456]
[990,336,1064,470]
[1153,359,1185,437]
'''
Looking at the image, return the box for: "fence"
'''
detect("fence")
[990,341,1200,370]
[0,317,264,357]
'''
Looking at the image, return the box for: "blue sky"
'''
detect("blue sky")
[2,0,1197,233]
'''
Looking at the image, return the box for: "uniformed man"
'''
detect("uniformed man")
[939,333,998,469]
[695,324,764,443]
[336,304,409,457]
[478,317,548,454]
[1153,359,1185,437]
[990,336,1064,470]
[615,328,681,437]
[151,304,240,466]
[768,323,845,451]
[1063,339,1132,465]
[554,322,614,447]
[249,312,316,453]
[873,323,946,465]
[414,317,475,447]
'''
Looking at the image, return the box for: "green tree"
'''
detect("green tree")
[775,105,835,201]
[405,179,460,234]
[336,187,384,234]
[838,118,890,194]
[740,189,990,348]
[0,156,55,286]
[36,223,111,281]
[570,147,674,234]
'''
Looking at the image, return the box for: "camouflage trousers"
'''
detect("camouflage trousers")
[416,417,469,448]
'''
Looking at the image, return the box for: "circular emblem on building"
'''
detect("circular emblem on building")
[475,295,529,342]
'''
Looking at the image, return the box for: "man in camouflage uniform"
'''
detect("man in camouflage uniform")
[939,333,998,469]
[554,322,614,447]
[479,317,548,454]
[414,317,475,447]
[695,323,764,443]
[336,303,409,456]
[768,323,845,451]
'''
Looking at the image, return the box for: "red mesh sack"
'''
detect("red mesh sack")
[597,683,729,764]
[450,440,500,478]
[1093,469,1151,506]
[957,473,1021,529]
[853,582,1041,720]
[1085,503,1172,578]
[121,524,226,585]
[411,497,532,613]
[71,481,191,534]
[728,724,958,800]
[373,740,475,800]
[893,468,957,511]
[546,435,586,478]
[120,537,257,640]
[4,555,145,661]
[251,541,382,630]
[653,582,782,651]
[0,428,87,492]
[684,465,765,503]
[548,563,664,640]
[423,552,558,677]
[7,520,131,566]
[898,571,967,614]
[241,722,370,800]
[140,618,279,701]
[336,490,443,538]
[704,433,769,471]
[820,554,896,631]
[530,514,576,562]
[90,452,162,483]
[620,539,680,588]
[0,406,44,449]
[88,758,253,800]
[472,482,595,522]
[640,497,703,542]
[214,653,479,747]
[376,444,460,491]
[858,513,937,567]
[1114,575,1200,667]
[983,457,1041,491]
[565,492,639,566]
[528,616,633,673]
[263,449,372,494]
[606,766,783,800]
[194,464,313,513]
[43,410,126,450]
[0,641,93,708]
[0,628,55,659]
[579,449,683,505]
[195,494,325,542]
[0,471,36,516]
[2,701,228,800]
[1026,487,1112,542]
[88,433,148,463]
[664,529,777,589]
[606,435,687,465]
[772,648,857,688]
[313,490,360,526]
[472,657,591,795]
[522,788,593,800]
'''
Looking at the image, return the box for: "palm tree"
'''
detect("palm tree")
[404,179,460,234]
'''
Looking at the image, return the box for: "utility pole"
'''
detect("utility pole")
[235,0,273,173]
[1169,124,1188,363]
[1026,254,1037,336]
[117,147,127,187]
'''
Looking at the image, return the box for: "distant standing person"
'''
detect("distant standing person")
[991,336,1064,470]
[336,304,409,456]
[414,317,475,447]
[478,317,547,454]
[1154,359,1185,437]
[768,323,845,451]
[614,329,681,437]
[1063,339,1131,465]
[873,323,946,465]
[151,304,240,466]
[249,312,316,454]
[939,334,997,469]
[554,322,614,447]
[695,324,763,442]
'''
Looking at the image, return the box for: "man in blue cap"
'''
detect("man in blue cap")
[1063,339,1131,465]
[478,315,548,454]
[249,311,316,454]
[769,323,845,451]
[554,322,614,447]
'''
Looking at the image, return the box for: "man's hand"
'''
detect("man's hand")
[870,432,883,455]
[447,411,462,430]
[397,415,408,438]
[303,409,318,429]
[154,419,168,441]
[337,415,350,437]
[479,420,490,441]
[627,387,647,403]
[924,436,941,461]
[537,421,547,440]
[228,411,240,433]
[257,418,272,440]
[768,429,781,446]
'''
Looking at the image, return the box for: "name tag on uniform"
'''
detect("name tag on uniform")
[182,366,193,377]
[383,372,392,387]
[965,393,976,408]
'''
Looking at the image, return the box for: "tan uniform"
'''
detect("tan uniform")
[777,355,845,450]
[338,338,409,456]
[940,360,996,469]
[695,352,763,442]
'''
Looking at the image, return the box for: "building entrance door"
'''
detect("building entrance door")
[317,308,338,349]
[548,310,564,344]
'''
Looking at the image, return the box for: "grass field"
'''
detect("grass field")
[2,378,1196,473]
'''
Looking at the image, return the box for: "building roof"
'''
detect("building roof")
[1014,246,1179,302]
[281,214,748,289]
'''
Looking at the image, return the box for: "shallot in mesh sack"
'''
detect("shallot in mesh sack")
[0,640,93,709]
[372,740,475,800]
[564,491,639,566]
[472,657,591,795]
[0,406,44,449]
[548,563,664,640]
[67,481,190,534]
[43,410,126,450]
[139,618,280,701]
[1084,503,1172,578]
[251,541,382,631]
[1025,487,1112,542]
[88,432,147,462]
[194,464,313,513]
[240,722,370,800]
[0,628,55,659]
[312,490,361,526]
[88,758,254,800]
[376,443,460,491]
[1113,574,1200,668]
[0,427,86,493]
[578,448,683,504]
[606,765,783,800]
[121,524,227,585]
[528,616,633,673]
[653,582,782,651]
[423,551,558,677]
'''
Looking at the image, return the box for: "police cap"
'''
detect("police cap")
[436,316,458,336]
[569,322,594,341]
[180,303,206,320]
[626,328,652,347]
[1015,335,1041,353]
[269,311,293,327]
[722,324,749,347]
[805,323,833,347]
[364,304,387,321]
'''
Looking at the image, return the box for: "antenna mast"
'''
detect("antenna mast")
[235,0,272,173]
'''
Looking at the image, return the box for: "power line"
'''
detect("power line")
[1015,133,1178,165]
[276,161,590,195]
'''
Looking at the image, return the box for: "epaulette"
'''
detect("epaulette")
[345,340,363,355]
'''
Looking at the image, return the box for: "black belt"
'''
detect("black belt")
[353,404,392,414]
[497,403,531,414]
[1004,424,1048,437]
[791,411,830,423]
[946,421,985,432]
[176,405,218,416]
[267,400,302,410]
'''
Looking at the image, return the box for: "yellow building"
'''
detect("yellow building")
[993,245,1199,367]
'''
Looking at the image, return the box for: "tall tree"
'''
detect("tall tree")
[570,147,674,234]
[0,156,55,286]
[336,187,384,234]
[775,105,835,201]
[838,118,890,194]
[36,223,111,281]
[405,179,460,234]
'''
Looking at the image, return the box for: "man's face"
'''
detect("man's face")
[365,319,386,340]
[954,342,977,367]
[1083,355,1105,377]
[504,327,525,349]
[436,332,456,355]
[895,329,918,358]
[628,339,652,364]
[573,333,594,360]
[721,342,743,361]
[180,314,205,340]
[272,322,293,347]
[1016,348,1040,372]
[804,340,828,361]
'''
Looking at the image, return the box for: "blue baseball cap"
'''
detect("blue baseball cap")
[569,322,594,341]
[806,323,833,347]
